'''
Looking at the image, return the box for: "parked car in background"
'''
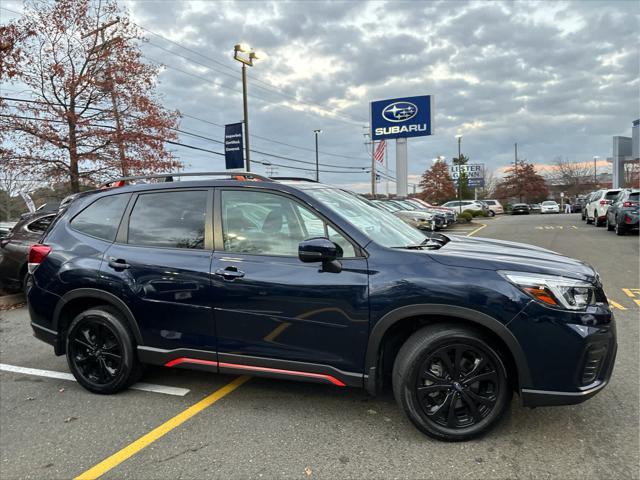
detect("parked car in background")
[511,203,531,215]
[372,200,440,231]
[540,201,560,214]
[476,201,496,217]
[0,211,56,293]
[407,199,457,225]
[529,204,541,214]
[605,189,639,235]
[0,222,16,238]
[482,199,504,215]
[441,200,487,214]
[585,189,622,226]
[581,192,597,220]
[390,199,448,228]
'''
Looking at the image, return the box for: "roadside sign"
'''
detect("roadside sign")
[449,164,485,188]
[370,95,433,140]
[224,123,244,169]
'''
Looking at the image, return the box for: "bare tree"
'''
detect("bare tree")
[0,159,40,220]
[545,156,594,196]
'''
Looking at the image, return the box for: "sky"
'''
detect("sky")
[1,0,638,193]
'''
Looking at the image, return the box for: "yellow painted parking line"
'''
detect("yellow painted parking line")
[74,375,250,480]
[609,300,627,311]
[467,223,487,237]
[634,299,640,308]
[622,288,640,298]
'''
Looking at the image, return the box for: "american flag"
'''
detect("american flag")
[373,140,386,163]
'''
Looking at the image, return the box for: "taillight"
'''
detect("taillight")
[623,201,638,208]
[599,200,610,205]
[28,244,52,273]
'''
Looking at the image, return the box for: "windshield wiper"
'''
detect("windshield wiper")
[393,238,444,250]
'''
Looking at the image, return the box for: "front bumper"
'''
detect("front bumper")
[508,300,617,407]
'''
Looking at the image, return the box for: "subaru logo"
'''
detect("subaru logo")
[382,102,418,123]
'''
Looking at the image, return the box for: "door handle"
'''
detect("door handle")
[214,267,245,281]
[108,257,131,271]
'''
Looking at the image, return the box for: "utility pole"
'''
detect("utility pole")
[313,129,322,182]
[515,142,522,203]
[455,134,463,212]
[83,19,127,176]
[593,156,599,186]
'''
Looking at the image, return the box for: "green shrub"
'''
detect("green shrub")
[462,209,476,217]
[471,209,483,217]
[457,212,473,222]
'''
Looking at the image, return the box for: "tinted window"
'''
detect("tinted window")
[28,215,54,233]
[128,190,206,249]
[629,192,639,201]
[604,190,621,200]
[484,200,496,205]
[221,190,355,257]
[71,194,129,241]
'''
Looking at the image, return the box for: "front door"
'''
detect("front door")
[211,188,369,379]
[101,188,216,353]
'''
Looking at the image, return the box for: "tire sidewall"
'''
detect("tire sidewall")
[66,307,137,394]
[394,328,510,441]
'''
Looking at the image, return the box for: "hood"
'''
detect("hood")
[428,234,597,283]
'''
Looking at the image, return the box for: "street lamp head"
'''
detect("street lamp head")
[455,134,463,139]
[234,43,250,53]
[314,129,322,134]
[251,50,267,61]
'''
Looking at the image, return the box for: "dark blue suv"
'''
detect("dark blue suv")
[27,172,616,441]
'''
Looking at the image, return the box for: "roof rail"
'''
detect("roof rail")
[270,177,319,183]
[100,171,273,188]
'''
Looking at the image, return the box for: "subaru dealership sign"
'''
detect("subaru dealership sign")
[371,95,433,140]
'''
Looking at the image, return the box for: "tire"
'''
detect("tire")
[606,216,614,231]
[615,220,625,236]
[488,211,495,217]
[392,324,511,442]
[66,305,144,394]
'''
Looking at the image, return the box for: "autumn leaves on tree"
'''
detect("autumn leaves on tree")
[0,0,181,193]
[418,160,456,204]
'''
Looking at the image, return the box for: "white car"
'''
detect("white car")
[540,201,560,214]
[585,189,622,226]
[482,199,504,215]
[441,200,486,213]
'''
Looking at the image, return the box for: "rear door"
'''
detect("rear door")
[101,188,216,353]
[210,187,369,379]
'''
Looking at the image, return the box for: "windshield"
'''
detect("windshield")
[306,188,426,248]
[542,201,556,206]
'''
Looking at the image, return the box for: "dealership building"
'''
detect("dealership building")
[611,119,640,188]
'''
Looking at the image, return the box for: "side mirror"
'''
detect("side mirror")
[298,238,342,273]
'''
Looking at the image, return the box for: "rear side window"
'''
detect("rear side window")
[128,190,206,249]
[28,215,55,233]
[71,194,129,241]
[605,190,621,201]
[629,192,639,201]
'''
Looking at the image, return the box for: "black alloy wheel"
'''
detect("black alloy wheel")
[393,325,510,441]
[415,344,500,430]
[66,306,143,394]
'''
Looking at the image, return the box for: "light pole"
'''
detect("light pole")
[313,129,322,181]
[593,156,599,185]
[455,134,463,212]
[234,43,265,172]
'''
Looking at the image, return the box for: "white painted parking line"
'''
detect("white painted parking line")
[0,363,190,397]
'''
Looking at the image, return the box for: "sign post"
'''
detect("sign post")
[370,95,433,197]
[224,123,244,170]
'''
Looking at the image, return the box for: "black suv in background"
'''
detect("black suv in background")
[0,211,56,293]
[26,172,616,441]
[606,189,639,235]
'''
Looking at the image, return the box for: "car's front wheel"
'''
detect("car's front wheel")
[66,305,143,394]
[606,216,614,231]
[393,324,511,442]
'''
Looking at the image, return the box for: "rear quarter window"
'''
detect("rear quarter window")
[605,190,621,200]
[629,192,639,201]
[70,194,129,241]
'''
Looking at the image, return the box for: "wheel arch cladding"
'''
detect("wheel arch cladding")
[53,288,144,354]
[364,304,531,396]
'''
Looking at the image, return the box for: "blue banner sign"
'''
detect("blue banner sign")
[450,164,485,188]
[224,123,244,169]
[371,95,433,140]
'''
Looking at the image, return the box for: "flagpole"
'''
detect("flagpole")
[371,139,376,198]
[385,144,389,197]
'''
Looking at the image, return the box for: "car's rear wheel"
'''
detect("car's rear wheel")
[615,220,625,236]
[393,324,511,442]
[66,306,143,394]
[606,216,614,231]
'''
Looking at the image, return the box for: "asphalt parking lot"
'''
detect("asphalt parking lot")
[1,213,638,480]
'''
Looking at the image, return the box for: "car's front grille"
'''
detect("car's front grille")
[581,344,608,385]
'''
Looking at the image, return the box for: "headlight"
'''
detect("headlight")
[499,271,596,311]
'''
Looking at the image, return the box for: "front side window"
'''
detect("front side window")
[221,190,355,257]
[128,190,206,249]
[71,194,129,241]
